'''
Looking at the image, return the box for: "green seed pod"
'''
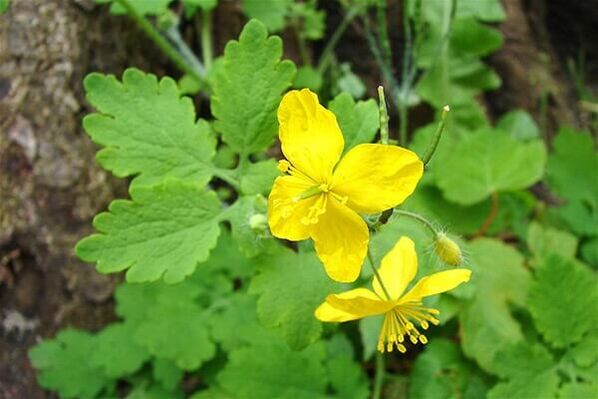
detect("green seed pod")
[434,233,463,266]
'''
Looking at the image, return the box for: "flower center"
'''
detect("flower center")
[377,302,440,353]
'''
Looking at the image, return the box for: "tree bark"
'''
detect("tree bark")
[0,1,165,397]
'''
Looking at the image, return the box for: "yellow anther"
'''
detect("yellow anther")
[277,159,290,173]
[420,320,429,330]
[410,335,418,344]
[387,343,393,352]
[318,183,330,192]
[419,335,428,344]
[397,344,407,353]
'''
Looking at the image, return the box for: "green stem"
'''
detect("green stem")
[421,105,450,166]
[393,209,438,237]
[200,10,213,71]
[317,6,359,73]
[213,168,240,188]
[116,0,205,83]
[376,1,392,67]
[377,86,390,145]
[398,101,408,147]
[372,352,385,399]
[367,251,392,301]
[164,26,206,77]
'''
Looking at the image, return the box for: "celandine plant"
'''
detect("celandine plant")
[28,1,598,398]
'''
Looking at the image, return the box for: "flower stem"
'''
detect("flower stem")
[372,352,385,399]
[367,251,392,301]
[116,0,205,83]
[474,191,499,237]
[200,10,213,71]
[378,86,390,145]
[421,105,450,166]
[392,209,438,237]
[317,6,360,73]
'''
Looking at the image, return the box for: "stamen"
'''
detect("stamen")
[277,160,290,173]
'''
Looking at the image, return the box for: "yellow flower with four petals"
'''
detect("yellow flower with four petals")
[315,237,471,353]
[268,89,423,282]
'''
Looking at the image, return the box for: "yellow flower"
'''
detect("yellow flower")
[268,89,423,282]
[315,237,471,353]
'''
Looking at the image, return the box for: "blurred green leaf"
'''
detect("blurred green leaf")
[460,239,531,372]
[456,0,505,21]
[152,359,183,390]
[581,238,598,268]
[451,17,503,57]
[559,382,598,399]
[569,329,598,368]
[325,334,370,399]
[329,93,379,153]
[242,0,291,32]
[240,160,279,196]
[83,68,216,188]
[546,128,598,236]
[528,255,598,348]
[294,66,323,91]
[359,315,383,360]
[488,343,559,399]
[249,242,340,349]
[29,330,111,399]
[410,339,489,399]
[135,300,215,370]
[217,329,329,398]
[76,180,222,283]
[211,20,296,155]
[527,221,578,261]
[496,110,540,140]
[90,322,150,378]
[435,128,546,205]
[0,0,9,14]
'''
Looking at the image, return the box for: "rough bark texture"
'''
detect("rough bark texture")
[0,1,167,397]
[0,0,592,397]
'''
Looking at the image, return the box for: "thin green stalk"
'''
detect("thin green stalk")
[367,251,391,301]
[200,10,213,70]
[393,209,438,237]
[421,105,450,166]
[317,6,360,73]
[372,352,385,399]
[376,1,392,67]
[213,168,240,189]
[377,86,390,145]
[397,0,413,147]
[116,0,205,83]
[398,101,408,147]
[165,26,206,77]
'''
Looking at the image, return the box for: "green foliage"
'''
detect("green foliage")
[547,128,598,236]
[29,330,112,399]
[211,19,296,155]
[409,339,488,399]
[328,93,380,153]
[83,69,216,188]
[488,343,559,399]
[76,180,222,283]
[0,0,9,14]
[29,6,598,399]
[528,255,597,348]
[527,221,578,261]
[250,243,339,349]
[459,239,531,372]
[435,128,546,205]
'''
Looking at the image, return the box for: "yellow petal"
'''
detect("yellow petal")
[399,269,472,303]
[278,89,344,183]
[373,237,418,300]
[268,175,317,241]
[315,288,393,322]
[331,144,423,213]
[311,197,369,282]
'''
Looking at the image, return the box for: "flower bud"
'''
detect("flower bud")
[434,233,463,266]
[249,213,268,232]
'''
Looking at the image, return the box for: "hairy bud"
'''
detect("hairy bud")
[434,233,463,266]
